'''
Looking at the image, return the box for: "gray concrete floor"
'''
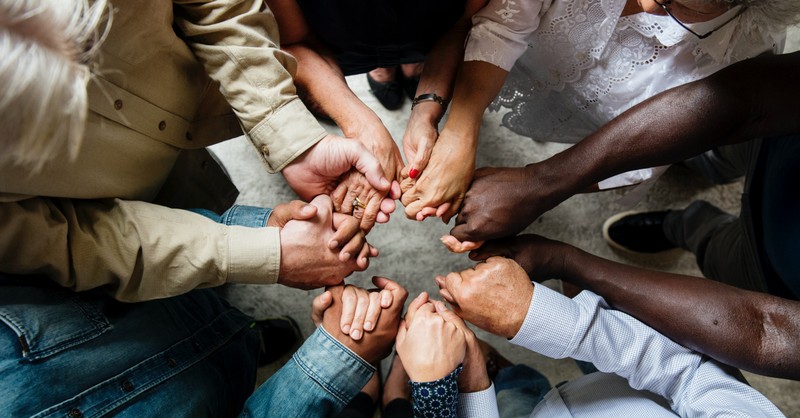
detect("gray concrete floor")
[212,32,800,416]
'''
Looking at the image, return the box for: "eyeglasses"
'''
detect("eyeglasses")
[652,0,746,39]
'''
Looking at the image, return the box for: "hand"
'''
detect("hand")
[396,300,466,382]
[467,234,573,282]
[401,106,440,180]
[310,279,395,341]
[281,133,391,205]
[321,277,408,364]
[331,170,400,233]
[278,195,377,289]
[435,257,533,339]
[266,200,317,227]
[450,164,563,243]
[431,301,490,393]
[440,234,484,254]
[400,129,476,223]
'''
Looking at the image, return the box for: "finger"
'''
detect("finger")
[440,235,484,254]
[434,300,468,330]
[438,287,457,304]
[403,291,429,327]
[340,286,357,334]
[356,240,371,270]
[435,202,451,219]
[380,196,397,214]
[442,196,463,224]
[379,288,393,308]
[331,182,350,213]
[409,136,436,179]
[349,289,371,340]
[369,244,379,257]
[372,276,408,307]
[415,206,438,221]
[309,195,334,223]
[441,272,464,304]
[310,290,332,326]
[389,181,402,200]
[346,141,391,192]
[468,239,508,261]
[364,291,382,331]
[376,212,390,224]
[359,192,382,232]
[331,213,361,253]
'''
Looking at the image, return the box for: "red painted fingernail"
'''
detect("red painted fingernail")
[409,168,419,179]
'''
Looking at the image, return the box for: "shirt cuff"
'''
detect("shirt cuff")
[293,326,376,406]
[509,283,580,359]
[247,98,328,173]
[410,365,463,417]
[459,382,500,418]
[226,225,280,284]
[464,22,528,71]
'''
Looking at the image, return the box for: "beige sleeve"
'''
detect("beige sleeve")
[0,198,280,302]
[173,0,328,173]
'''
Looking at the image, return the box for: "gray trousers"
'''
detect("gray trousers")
[664,141,769,293]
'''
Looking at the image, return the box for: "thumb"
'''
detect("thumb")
[408,137,435,179]
[311,290,333,326]
[345,141,391,192]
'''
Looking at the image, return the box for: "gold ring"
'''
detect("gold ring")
[353,197,367,211]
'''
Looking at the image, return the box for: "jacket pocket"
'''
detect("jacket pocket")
[0,286,111,362]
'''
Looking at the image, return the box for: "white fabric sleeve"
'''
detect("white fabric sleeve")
[458,383,500,418]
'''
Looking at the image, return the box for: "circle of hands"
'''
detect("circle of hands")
[274,119,566,385]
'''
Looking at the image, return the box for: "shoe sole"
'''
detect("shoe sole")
[602,210,683,258]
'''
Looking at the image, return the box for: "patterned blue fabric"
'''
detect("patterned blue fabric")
[410,365,463,418]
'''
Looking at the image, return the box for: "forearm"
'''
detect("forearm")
[534,51,800,198]
[563,246,800,379]
[285,43,381,137]
[242,326,375,417]
[0,198,279,302]
[440,61,508,148]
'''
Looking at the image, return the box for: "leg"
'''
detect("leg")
[683,141,756,184]
[494,364,551,418]
[0,276,258,417]
[663,200,768,292]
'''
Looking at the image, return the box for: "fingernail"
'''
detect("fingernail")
[329,240,339,249]
[380,178,391,189]
[341,252,351,261]
[351,329,362,340]
[364,321,373,330]
[409,168,419,179]
[342,324,350,333]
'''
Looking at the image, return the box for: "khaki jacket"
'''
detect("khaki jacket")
[0,0,327,301]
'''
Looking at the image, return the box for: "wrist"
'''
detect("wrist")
[410,101,445,125]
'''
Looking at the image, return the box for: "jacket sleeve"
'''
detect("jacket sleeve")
[173,0,328,173]
[0,197,280,302]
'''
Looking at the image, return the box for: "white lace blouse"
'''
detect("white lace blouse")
[465,0,782,188]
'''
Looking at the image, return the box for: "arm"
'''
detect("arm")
[437,257,783,417]
[401,0,488,176]
[0,198,278,302]
[401,0,549,221]
[471,235,800,380]
[515,283,783,417]
[452,51,800,242]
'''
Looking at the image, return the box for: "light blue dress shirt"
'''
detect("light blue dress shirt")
[459,284,784,417]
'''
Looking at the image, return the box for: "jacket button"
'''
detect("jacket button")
[167,357,177,368]
[158,121,167,131]
[69,408,83,418]
[260,145,269,156]
[114,100,123,110]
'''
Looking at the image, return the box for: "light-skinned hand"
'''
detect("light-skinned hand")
[396,301,466,382]
[278,195,377,289]
[282,133,394,230]
[310,279,394,341]
[321,277,408,364]
[435,256,533,339]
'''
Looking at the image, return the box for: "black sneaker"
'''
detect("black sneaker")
[602,210,678,254]
[366,71,404,110]
[253,316,302,366]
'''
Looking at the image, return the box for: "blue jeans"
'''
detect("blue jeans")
[0,275,259,417]
[190,205,272,228]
